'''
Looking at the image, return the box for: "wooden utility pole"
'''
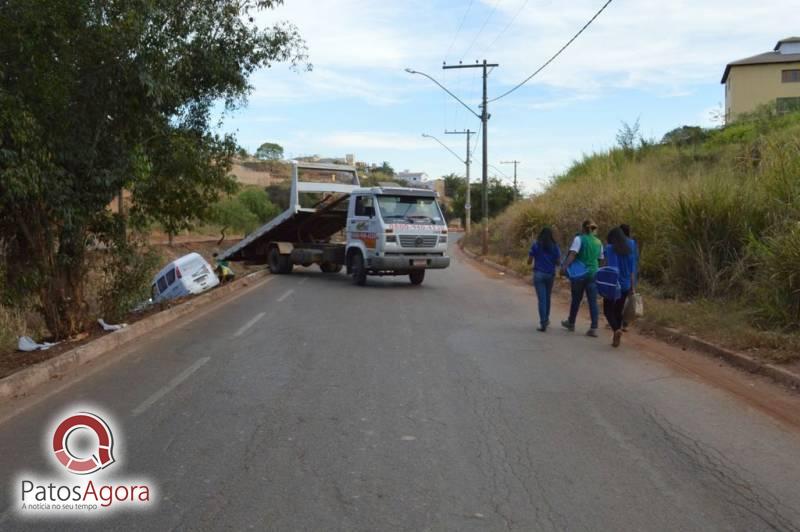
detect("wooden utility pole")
[443,60,498,255]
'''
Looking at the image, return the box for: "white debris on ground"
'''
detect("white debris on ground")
[17,336,59,352]
[98,319,128,332]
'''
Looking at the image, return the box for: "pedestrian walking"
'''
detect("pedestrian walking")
[561,220,604,337]
[527,227,561,332]
[603,227,637,347]
[619,223,639,331]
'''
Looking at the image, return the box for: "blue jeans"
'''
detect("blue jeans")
[533,271,555,326]
[568,275,599,329]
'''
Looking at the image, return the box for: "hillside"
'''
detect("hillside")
[465,108,800,362]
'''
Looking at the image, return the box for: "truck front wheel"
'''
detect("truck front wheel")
[350,252,367,286]
[268,247,292,274]
[409,270,425,285]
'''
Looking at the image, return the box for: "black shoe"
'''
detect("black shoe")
[537,325,547,332]
[561,320,575,332]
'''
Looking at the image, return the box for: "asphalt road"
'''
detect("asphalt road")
[2,242,800,531]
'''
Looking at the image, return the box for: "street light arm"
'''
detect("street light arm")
[406,68,481,119]
[422,134,465,164]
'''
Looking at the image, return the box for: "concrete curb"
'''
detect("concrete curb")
[458,241,526,280]
[0,269,270,401]
[646,325,800,390]
[457,240,800,390]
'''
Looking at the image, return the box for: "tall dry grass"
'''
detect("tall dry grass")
[483,111,800,332]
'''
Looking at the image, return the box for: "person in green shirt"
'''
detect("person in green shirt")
[561,219,604,337]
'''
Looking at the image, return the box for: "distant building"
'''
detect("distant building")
[722,37,800,122]
[396,170,429,184]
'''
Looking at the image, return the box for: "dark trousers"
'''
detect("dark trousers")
[568,275,599,329]
[533,271,555,326]
[603,289,630,332]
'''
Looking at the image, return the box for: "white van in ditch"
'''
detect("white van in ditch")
[151,252,220,303]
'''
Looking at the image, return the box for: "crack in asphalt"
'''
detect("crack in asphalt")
[646,407,800,532]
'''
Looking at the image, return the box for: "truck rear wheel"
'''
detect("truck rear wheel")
[409,270,425,285]
[350,252,367,286]
[319,262,343,274]
[268,247,292,274]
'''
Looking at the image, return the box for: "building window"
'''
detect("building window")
[782,69,800,83]
[776,97,800,114]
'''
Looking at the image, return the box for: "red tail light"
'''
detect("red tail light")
[175,266,182,279]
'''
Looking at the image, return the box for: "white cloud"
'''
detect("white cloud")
[320,131,429,151]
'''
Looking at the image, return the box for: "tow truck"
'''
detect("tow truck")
[219,162,450,285]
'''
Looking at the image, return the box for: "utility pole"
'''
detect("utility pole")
[443,60,497,255]
[445,129,473,235]
[501,160,521,200]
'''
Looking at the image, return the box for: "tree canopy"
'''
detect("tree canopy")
[0,0,308,337]
[255,142,285,161]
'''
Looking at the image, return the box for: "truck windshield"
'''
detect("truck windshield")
[376,195,444,225]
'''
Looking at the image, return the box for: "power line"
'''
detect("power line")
[461,0,501,61]
[489,0,613,103]
[485,0,530,52]
[444,0,476,62]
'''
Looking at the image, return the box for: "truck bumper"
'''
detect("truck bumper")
[367,254,450,271]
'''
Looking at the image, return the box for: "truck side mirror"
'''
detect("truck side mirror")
[365,206,375,218]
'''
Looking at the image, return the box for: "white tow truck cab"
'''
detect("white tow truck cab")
[219,162,450,286]
[345,186,449,285]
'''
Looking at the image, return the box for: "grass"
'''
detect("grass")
[470,108,800,363]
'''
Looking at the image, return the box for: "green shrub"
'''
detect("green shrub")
[749,224,800,329]
[98,239,161,322]
[237,187,281,223]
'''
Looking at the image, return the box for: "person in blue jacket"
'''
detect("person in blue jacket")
[603,227,637,347]
[620,223,639,331]
[527,227,561,332]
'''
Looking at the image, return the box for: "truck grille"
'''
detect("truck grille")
[399,235,438,248]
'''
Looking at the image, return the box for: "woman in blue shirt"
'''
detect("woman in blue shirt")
[603,227,637,347]
[527,227,561,332]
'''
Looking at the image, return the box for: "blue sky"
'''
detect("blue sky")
[222,0,798,193]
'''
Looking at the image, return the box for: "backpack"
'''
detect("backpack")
[596,266,621,300]
[565,260,588,280]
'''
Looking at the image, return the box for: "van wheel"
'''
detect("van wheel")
[268,247,292,274]
[319,262,343,274]
[351,252,367,286]
[409,270,425,285]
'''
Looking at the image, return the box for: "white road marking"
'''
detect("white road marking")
[132,357,210,416]
[277,289,294,302]
[233,312,266,337]
[298,277,309,285]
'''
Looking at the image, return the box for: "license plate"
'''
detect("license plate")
[413,259,427,267]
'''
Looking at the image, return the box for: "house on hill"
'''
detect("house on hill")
[396,170,429,185]
[722,37,800,122]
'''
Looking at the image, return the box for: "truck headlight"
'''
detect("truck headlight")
[386,235,397,242]
[439,235,447,243]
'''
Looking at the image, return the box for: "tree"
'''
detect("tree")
[616,118,641,158]
[210,198,259,245]
[450,178,515,224]
[0,0,308,338]
[376,161,395,176]
[661,126,708,147]
[237,188,281,223]
[442,173,465,199]
[255,142,284,161]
